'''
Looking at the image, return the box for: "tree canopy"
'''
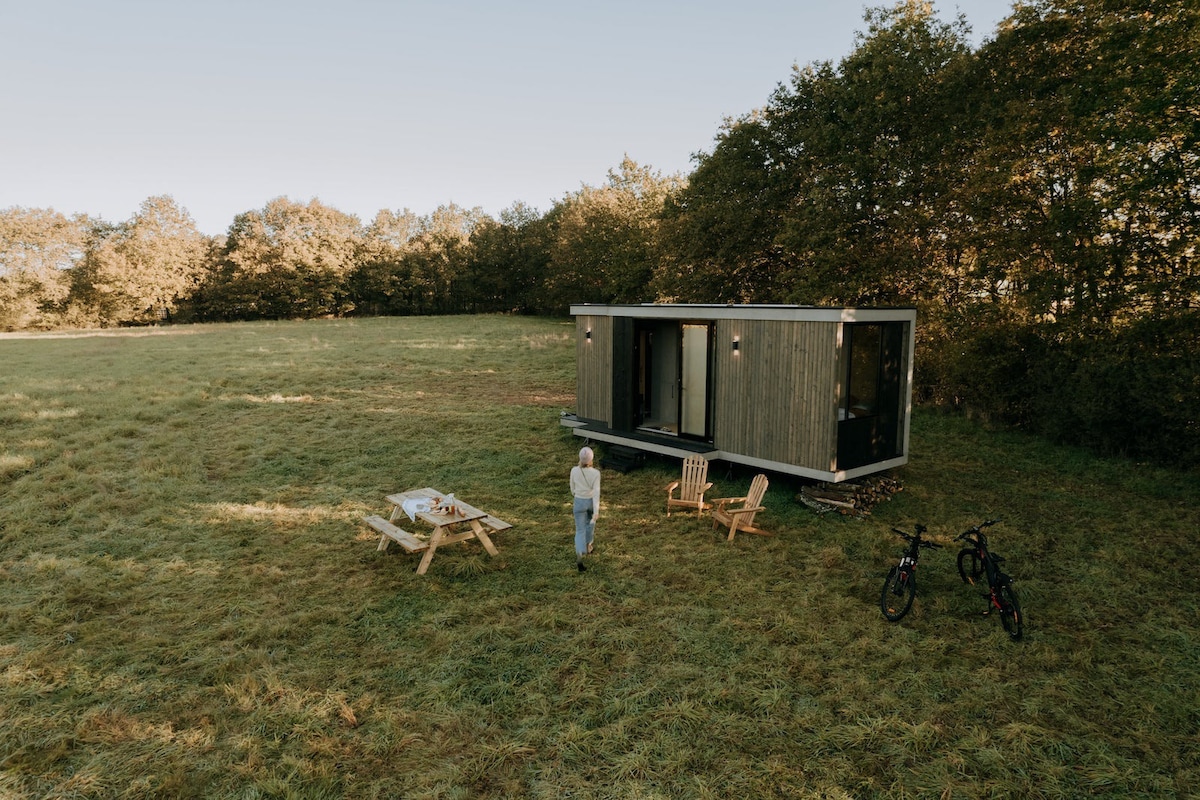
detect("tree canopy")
[0,207,84,329]
[70,195,207,325]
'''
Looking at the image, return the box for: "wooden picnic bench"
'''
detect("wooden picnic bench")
[363,487,513,575]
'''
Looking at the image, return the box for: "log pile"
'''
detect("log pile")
[797,474,903,517]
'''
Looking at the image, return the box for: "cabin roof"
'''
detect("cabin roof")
[569,303,916,323]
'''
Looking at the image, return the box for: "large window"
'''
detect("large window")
[838,322,905,470]
[842,324,881,420]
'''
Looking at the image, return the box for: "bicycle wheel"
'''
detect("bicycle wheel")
[997,582,1023,640]
[880,566,916,621]
[957,548,983,585]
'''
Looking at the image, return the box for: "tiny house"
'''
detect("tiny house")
[562,303,916,482]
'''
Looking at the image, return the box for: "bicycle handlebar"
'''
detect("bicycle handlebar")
[891,527,944,548]
[955,519,1000,542]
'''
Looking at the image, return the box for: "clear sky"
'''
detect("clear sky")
[1,0,1015,236]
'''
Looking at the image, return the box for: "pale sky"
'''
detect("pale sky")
[1,0,1014,236]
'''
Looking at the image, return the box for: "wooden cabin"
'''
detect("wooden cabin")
[562,304,916,483]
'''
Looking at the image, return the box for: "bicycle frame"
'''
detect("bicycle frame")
[956,520,1023,640]
[880,524,941,622]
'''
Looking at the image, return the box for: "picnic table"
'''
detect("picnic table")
[363,487,513,575]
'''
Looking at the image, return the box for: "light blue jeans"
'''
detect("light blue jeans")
[573,496,595,557]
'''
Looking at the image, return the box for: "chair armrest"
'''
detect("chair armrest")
[701,482,713,492]
[665,481,680,494]
[711,496,748,510]
[726,506,765,517]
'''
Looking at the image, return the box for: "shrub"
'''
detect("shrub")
[922,311,1200,468]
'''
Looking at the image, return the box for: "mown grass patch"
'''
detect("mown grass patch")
[1,315,1196,799]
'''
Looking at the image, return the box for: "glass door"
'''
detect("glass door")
[679,323,711,438]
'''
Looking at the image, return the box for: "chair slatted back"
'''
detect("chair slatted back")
[743,474,769,524]
[679,455,710,502]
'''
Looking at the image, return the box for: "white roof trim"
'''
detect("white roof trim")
[570,303,916,323]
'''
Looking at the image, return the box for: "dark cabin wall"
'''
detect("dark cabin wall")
[713,319,840,472]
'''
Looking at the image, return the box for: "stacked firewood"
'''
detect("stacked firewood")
[797,474,903,517]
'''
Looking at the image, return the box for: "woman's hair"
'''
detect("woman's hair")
[578,447,594,467]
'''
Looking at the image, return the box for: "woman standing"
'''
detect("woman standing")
[570,447,601,572]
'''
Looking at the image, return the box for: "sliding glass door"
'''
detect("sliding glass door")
[679,323,711,439]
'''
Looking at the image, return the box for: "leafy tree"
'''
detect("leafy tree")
[544,156,682,313]
[0,207,84,330]
[345,204,484,316]
[950,0,1200,328]
[657,2,972,308]
[463,201,551,314]
[348,208,424,316]
[655,111,794,303]
[406,203,485,315]
[201,197,363,320]
[772,1,973,307]
[919,0,1200,465]
[69,196,207,326]
[649,0,1199,464]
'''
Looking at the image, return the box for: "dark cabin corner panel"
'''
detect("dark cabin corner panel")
[611,317,635,431]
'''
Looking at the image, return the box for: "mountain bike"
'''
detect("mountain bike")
[955,519,1023,640]
[880,524,943,621]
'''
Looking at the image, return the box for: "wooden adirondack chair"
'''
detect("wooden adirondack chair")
[665,454,714,517]
[711,473,771,541]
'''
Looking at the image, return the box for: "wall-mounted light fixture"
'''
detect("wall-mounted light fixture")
[585,329,592,341]
[732,336,740,353]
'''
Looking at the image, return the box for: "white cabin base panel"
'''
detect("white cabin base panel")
[565,420,906,483]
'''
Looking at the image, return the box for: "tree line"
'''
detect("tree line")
[0,158,674,328]
[1,0,1196,466]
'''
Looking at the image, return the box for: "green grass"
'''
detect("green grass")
[1,315,1196,799]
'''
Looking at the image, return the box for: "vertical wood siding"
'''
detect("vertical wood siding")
[575,315,613,424]
[713,319,839,472]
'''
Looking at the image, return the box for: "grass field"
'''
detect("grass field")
[1,315,1196,799]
